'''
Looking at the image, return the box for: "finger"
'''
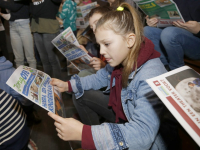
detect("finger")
[56,127,62,134]
[90,57,98,61]
[90,60,100,65]
[92,64,100,68]
[48,112,64,123]
[145,15,149,19]
[50,78,58,86]
[57,133,63,140]
[54,121,62,129]
[173,21,181,27]
[176,21,187,27]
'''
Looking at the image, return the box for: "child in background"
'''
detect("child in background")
[57,0,77,35]
[49,3,167,150]
[78,6,112,76]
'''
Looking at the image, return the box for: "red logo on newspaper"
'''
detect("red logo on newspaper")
[153,80,161,86]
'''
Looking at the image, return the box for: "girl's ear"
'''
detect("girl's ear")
[126,33,135,48]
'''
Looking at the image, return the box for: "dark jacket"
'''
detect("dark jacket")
[0,0,29,21]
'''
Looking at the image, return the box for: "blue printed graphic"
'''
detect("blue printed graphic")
[47,84,54,112]
[22,74,35,96]
[66,50,86,60]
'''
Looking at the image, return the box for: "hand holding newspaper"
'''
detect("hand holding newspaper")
[146,66,200,147]
[134,0,185,27]
[52,27,95,73]
[6,66,66,117]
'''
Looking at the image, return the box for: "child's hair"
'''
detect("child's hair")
[88,6,113,19]
[96,3,144,87]
[110,0,125,10]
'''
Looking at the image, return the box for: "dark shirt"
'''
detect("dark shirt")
[0,0,29,21]
[174,0,200,22]
[30,0,61,20]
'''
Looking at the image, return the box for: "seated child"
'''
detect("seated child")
[49,3,167,150]
[144,0,200,70]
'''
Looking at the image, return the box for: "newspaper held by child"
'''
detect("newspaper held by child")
[52,27,95,72]
[134,0,184,27]
[6,66,66,117]
[146,66,200,147]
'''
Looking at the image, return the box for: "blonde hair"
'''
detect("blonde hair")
[96,3,144,87]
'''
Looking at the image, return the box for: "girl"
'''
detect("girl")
[49,3,167,150]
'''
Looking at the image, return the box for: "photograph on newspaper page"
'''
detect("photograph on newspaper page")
[146,66,200,147]
[52,27,95,72]
[135,0,184,27]
[6,66,66,117]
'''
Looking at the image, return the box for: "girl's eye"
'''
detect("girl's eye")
[105,43,110,47]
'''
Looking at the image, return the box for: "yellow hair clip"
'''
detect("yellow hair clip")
[117,6,124,11]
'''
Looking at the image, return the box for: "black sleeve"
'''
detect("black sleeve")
[51,0,62,3]
[0,0,23,12]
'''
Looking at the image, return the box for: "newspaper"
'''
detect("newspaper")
[146,66,200,146]
[76,2,97,28]
[52,27,95,72]
[134,0,184,27]
[6,66,66,117]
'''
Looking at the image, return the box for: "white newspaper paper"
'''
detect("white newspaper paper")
[146,66,200,146]
[52,27,95,72]
[6,66,66,117]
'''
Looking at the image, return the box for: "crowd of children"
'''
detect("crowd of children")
[0,0,200,149]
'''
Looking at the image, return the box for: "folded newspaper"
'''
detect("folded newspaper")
[134,0,184,27]
[146,66,200,146]
[6,66,66,117]
[52,27,95,72]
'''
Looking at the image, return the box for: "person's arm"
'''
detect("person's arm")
[0,0,23,12]
[173,20,200,37]
[50,64,113,100]
[48,78,163,150]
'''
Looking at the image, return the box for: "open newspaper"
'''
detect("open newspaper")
[6,66,66,117]
[134,0,184,27]
[146,66,200,146]
[52,27,95,73]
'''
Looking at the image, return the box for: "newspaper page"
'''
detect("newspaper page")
[76,2,97,28]
[6,66,66,117]
[146,66,200,146]
[52,27,95,72]
[135,0,184,27]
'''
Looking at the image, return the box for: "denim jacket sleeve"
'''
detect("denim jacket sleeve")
[91,59,167,150]
[70,64,113,99]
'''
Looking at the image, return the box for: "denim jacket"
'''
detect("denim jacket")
[70,58,167,150]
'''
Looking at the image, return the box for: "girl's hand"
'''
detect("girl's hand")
[146,15,158,27]
[50,78,69,92]
[173,21,200,34]
[48,112,83,141]
[90,57,106,70]
[79,45,88,53]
